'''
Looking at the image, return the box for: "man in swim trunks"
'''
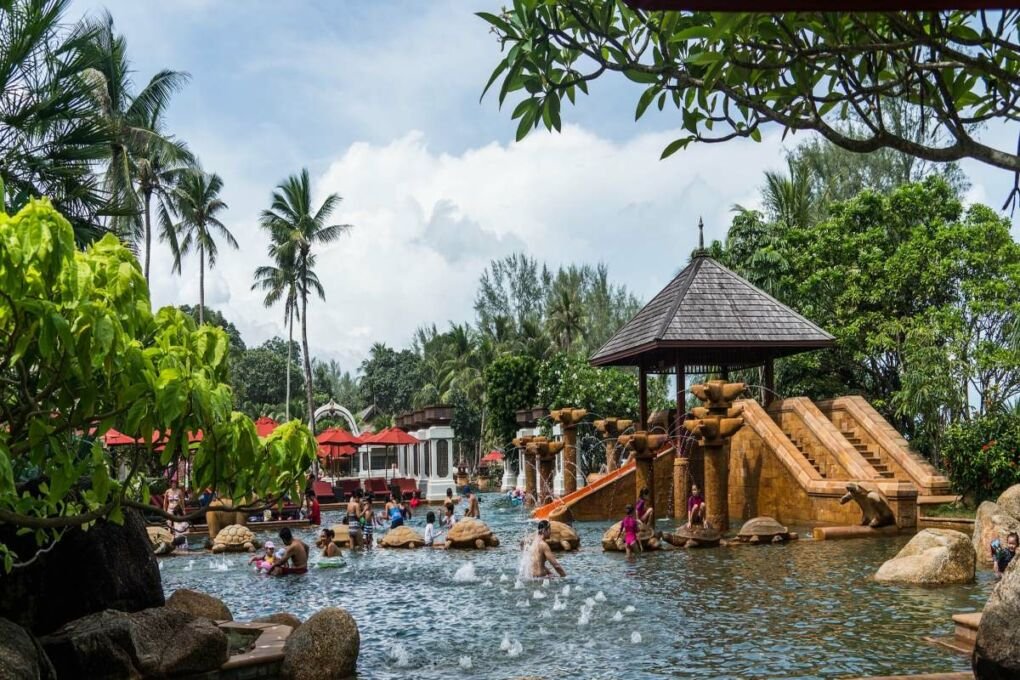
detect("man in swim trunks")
[270,527,309,575]
[345,490,363,548]
[530,520,566,578]
[464,490,481,519]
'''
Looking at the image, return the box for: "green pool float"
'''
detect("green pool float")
[314,556,345,569]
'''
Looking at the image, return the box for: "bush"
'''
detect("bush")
[942,412,1020,502]
[484,355,538,446]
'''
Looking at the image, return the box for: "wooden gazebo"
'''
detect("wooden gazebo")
[589,248,834,432]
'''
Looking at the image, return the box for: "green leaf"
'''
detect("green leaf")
[635,86,657,120]
[660,137,690,159]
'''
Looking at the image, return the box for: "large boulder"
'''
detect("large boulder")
[40,607,228,679]
[996,484,1020,523]
[166,589,233,622]
[281,607,360,679]
[875,528,975,585]
[973,501,1020,567]
[0,618,54,680]
[0,508,163,635]
[974,559,1020,679]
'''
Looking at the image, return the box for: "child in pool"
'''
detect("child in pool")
[248,540,277,573]
[617,504,640,558]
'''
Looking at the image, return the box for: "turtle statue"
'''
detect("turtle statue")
[601,520,660,552]
[211,524,258,553]
[326,524,354,548]
[546,521,580,551]
[445,518,500,549]
[735,517,798,544]
[146,526,175,555]
[379,526,426,549]
[662,526,721,549]
[840,482,895,528]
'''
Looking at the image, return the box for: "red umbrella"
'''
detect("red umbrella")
[481,450,504,463]
[316,428,363,446]
[103,429,138,446]
[254,416,279,437]
[318,444,356,459]
[365,427,419,446]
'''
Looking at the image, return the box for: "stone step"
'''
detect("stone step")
[952,612,981,643]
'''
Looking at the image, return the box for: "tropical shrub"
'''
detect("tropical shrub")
[941,412,1020,502]
[484,355,538,446]
[0,198,316,570]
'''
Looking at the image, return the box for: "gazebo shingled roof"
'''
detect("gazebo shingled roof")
[589,251,834,429]
[590,254,834,369]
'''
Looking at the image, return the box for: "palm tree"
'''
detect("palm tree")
[259,168,352,431]
[82,11,191,250]
[169,168,236,324]
[546,270,586,351]
[135,115,192,283]
[0,0,111,243]
[760,157,814,229]
[252,251,299,420]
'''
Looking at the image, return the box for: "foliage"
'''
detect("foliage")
[536,353,640,421]
[0,198,316,570]
[178,305,245,358]
[942,412,1020,502]
[359,343,422,416]
[484,354,538,446]
[451,387,482,460]
[474,253,549,339]
[313,358,363,412]
[231,339,305,417]
[481,6,1020,202]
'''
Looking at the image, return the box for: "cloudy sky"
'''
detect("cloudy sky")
[72,1,1018,371]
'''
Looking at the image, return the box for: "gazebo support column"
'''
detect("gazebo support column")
[674,357,685,438]
[763,357,776,406]
[638,366,648,430]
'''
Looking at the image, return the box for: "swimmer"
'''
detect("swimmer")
[530,520,566,578]
[269,528,309,576]
[320,528,341,558]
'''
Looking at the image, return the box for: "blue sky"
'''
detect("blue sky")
[71,1,1019,371]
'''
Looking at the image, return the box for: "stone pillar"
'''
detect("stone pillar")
[634,452,655,522]
[595,418,632,473]
[539,455,555,503]
[550,408,587,496]
[673,456,689,520]
[702,444,728,530]
[516,435,537,504]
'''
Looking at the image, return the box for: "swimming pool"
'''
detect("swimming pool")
[159,494,990,679]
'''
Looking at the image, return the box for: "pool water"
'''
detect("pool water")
[160,494,991,679]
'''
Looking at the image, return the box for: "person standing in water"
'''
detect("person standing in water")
[345,491,363,548]
[424,511,438,547]
[530,520,566,578]
[361,496,379,547]
[617,504,640,558]
[305,488,321,526]
[270,528,309,575]
[464,490,481,519]
[635,487,653,527]
[320,528,342,558]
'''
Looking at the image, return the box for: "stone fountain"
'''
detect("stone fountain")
[594,417,634,472]
[682,380,746,532]
[549,408,587,495]
[617,431,669,523]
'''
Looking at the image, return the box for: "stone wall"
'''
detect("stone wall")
[563,449,675,522]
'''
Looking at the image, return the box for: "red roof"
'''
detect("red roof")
[363,427,419,446]
[254,416,279,437]
[103,428,202,447]
[481,450,505,463]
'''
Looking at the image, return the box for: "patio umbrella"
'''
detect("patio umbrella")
[480,450,504,464]
[317,428,364,469]
[362,428,420,478]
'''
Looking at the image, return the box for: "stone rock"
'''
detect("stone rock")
[0,508,163,635]
[40,607,228,679]
[146,526,173,548]
[973,501,1020,567]
[281,607,360,679]
[445,518,498,549]
[253,612,302,630]
[995,484,1020,523]
[166,589,233,622]
[875,528,975,585]
[974,559,1020,679]
[0,617,54,680]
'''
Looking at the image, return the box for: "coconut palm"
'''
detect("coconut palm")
[0,0,111,242]
[169,169,236,324]
[252,252,299,420]
[546,271,586,351]
[81,11,191,248]
[259,168,352,431]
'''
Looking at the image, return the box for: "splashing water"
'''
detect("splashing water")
[516,599,530,608]
[585,597,596,607]
[561,584,571,597]
[541,579,549,588]
[624,605,635,613]
[388,643,410,667]
[483,579,493,587]
[533,590,546,600]
[183,560,194,572]
[540,610,551,619]
[612,611,624,622]
[500,633,511,651]
[594,591,606,602]
[507,640,523,657]
[631,631,642,644]
[499,574,509,582]
[459,656,472,669]
[552,596,566,611]
[210,558,230,572]
[513,579,525,590]
[578,602,593,626]
[517,533,541,581]
[453,563,478,583]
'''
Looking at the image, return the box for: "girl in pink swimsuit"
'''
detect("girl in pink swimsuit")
[618,504,640,558]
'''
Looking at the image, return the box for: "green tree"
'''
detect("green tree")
[0,0,111,242]
[0,197,316,570]
[168,168,236,325]
[259,168,352,430]
[546,268,585,351]
[178,305,245,359]
[481,7,1020,199]
[484,354,538,446]
[360,343,422,416]
[475,253,549,338]
[252,241,299,419]
[232,340,305,417]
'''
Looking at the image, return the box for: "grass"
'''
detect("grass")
[921,501,977,519]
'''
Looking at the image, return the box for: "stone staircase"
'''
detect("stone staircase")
[784,432,827,478]
[840,429,897,480]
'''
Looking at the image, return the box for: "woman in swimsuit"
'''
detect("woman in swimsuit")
[388,502,405,529]
[164,479,183,514]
